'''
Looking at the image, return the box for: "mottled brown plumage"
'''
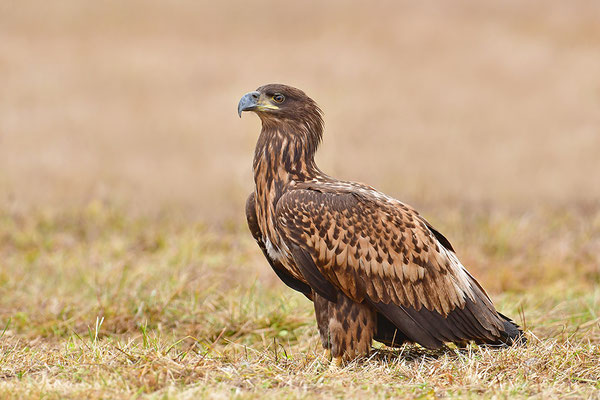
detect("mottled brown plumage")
[239,84,524,364]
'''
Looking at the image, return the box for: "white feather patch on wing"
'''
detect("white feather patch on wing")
[438,244,475,301]
[264,237,283,261]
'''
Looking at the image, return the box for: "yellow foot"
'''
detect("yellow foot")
[322,349,331,360]
[329,356,343,371]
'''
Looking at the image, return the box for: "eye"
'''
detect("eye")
[272,94,285,103]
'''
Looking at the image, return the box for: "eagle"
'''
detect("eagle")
[238,84,524,367]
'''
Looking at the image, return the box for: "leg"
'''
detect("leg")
[313,291,376,366]
[314,294,332,356]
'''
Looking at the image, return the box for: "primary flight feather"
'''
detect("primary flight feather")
[239,84,524,365]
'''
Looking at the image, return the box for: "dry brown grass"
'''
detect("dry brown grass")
[0,206,598,398]
[1,1,599,398]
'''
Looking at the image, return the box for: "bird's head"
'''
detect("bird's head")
[238,84,323,128]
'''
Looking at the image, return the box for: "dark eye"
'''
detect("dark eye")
[272,94,285,103]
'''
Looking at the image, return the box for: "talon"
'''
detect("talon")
[323,349,331,360]
[329,356,343,371]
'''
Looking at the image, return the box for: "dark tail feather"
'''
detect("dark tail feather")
[484,313,526,346]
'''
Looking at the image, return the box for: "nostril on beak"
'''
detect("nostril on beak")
[238,91,261,117]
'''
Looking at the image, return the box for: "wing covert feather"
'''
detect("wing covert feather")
[275,188,508,347]
[275,189,471,313]
[246,193,313,298]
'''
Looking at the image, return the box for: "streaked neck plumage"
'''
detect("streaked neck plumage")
[253,118,324,206]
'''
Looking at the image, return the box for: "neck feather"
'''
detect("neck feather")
[253,119,323,185]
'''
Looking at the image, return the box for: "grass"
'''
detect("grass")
[0,204,598,399]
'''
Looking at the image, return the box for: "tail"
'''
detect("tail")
[486,313,527,346]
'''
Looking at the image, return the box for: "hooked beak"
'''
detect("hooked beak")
[238,91,260,117]
[237,90,280,117]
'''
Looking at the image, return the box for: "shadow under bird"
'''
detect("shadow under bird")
[238,84,525,367]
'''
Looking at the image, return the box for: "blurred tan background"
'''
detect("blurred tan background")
[1,0,599,222]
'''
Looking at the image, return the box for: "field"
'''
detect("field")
[1,1,599,398]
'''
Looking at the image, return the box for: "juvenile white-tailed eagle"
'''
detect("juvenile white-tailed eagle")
[238,84,524,367]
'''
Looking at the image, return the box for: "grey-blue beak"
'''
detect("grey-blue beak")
[238,91,260,117]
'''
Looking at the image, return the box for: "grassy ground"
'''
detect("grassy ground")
[0,205,598,399]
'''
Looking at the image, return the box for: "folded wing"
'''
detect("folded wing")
[275,187,521,348]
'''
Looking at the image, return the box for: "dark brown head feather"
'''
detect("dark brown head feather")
[254,84,324,155]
